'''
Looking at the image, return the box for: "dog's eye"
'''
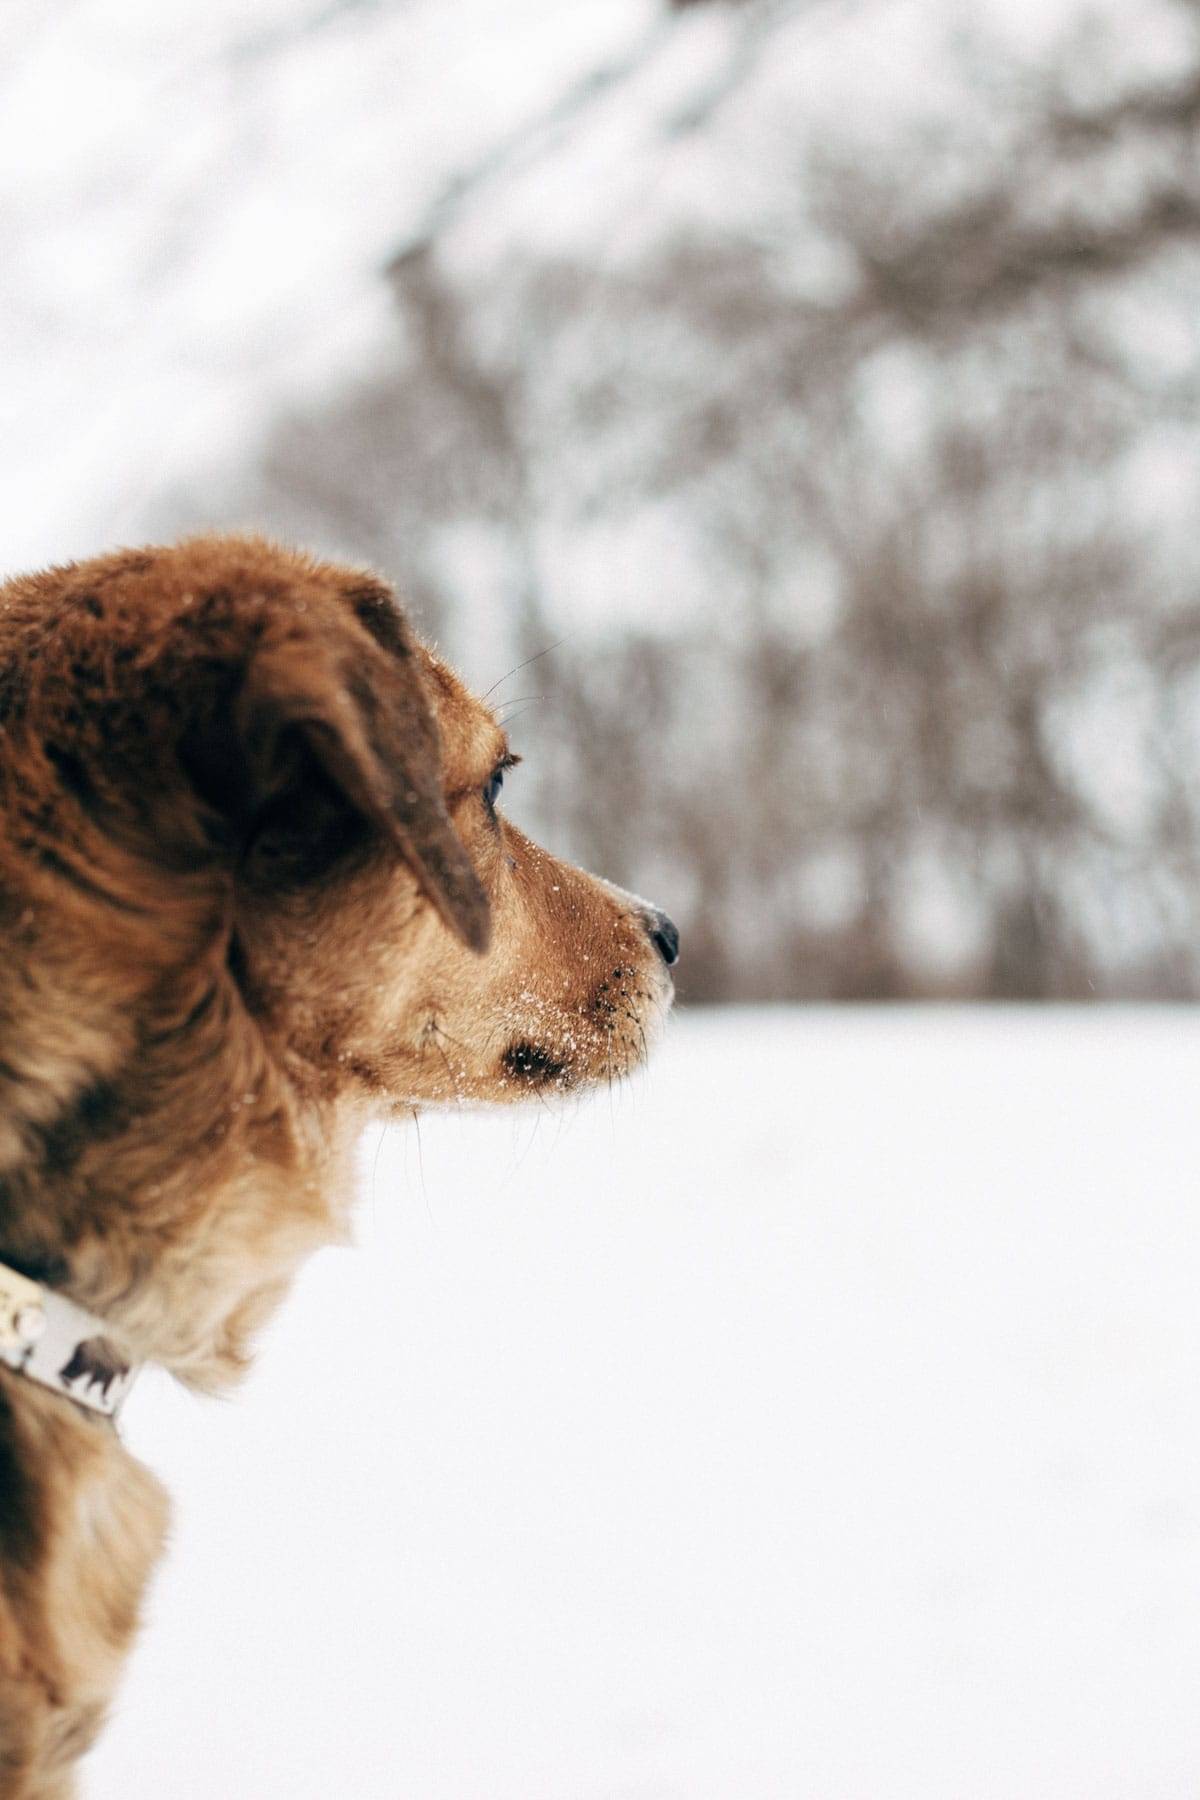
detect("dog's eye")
[483,751,520,815]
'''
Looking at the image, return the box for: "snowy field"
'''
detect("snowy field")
[85,1007,1200,1799]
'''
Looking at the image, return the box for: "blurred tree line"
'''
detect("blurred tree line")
[172,0,1200,1000]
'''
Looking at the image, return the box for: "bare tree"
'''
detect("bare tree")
[167,0,1200,1000]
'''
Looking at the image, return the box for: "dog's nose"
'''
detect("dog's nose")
[646,908,680,968]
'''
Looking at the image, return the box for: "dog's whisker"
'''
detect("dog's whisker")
[369,1119,390,1225]
[410,1109,438,1231]
[482,639,565,701]
[494,694,550,725]
[494,692,548,713]
[495,699,550,729]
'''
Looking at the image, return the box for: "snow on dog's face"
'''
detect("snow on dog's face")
[231,569,679,1108]
[0,536,677,1384]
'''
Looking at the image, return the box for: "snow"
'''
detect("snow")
[84,1006,1200,1798]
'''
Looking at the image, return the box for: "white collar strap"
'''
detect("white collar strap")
[0,1260,139,1418]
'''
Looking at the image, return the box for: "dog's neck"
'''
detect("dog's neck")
[0,947,364,1394]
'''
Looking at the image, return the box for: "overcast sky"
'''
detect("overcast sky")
[0,0,1187,576]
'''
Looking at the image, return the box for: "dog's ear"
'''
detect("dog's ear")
[187,613,490,955]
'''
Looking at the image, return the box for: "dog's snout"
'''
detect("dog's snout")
[645,908,680,968]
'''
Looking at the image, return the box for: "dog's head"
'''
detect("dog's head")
[0,535,676,1381]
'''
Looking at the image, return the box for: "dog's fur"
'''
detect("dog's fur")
[0,535,674,1798]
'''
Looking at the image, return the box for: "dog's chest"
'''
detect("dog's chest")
[0,1383,168,1794]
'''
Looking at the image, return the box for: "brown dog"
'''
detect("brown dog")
[0,535,677,1798]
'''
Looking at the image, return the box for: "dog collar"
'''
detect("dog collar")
[0,1260,138,1418]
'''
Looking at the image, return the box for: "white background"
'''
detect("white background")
[87,1010,1200,1798]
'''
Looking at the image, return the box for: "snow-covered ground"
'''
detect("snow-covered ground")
[85,1006,1200,1799]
